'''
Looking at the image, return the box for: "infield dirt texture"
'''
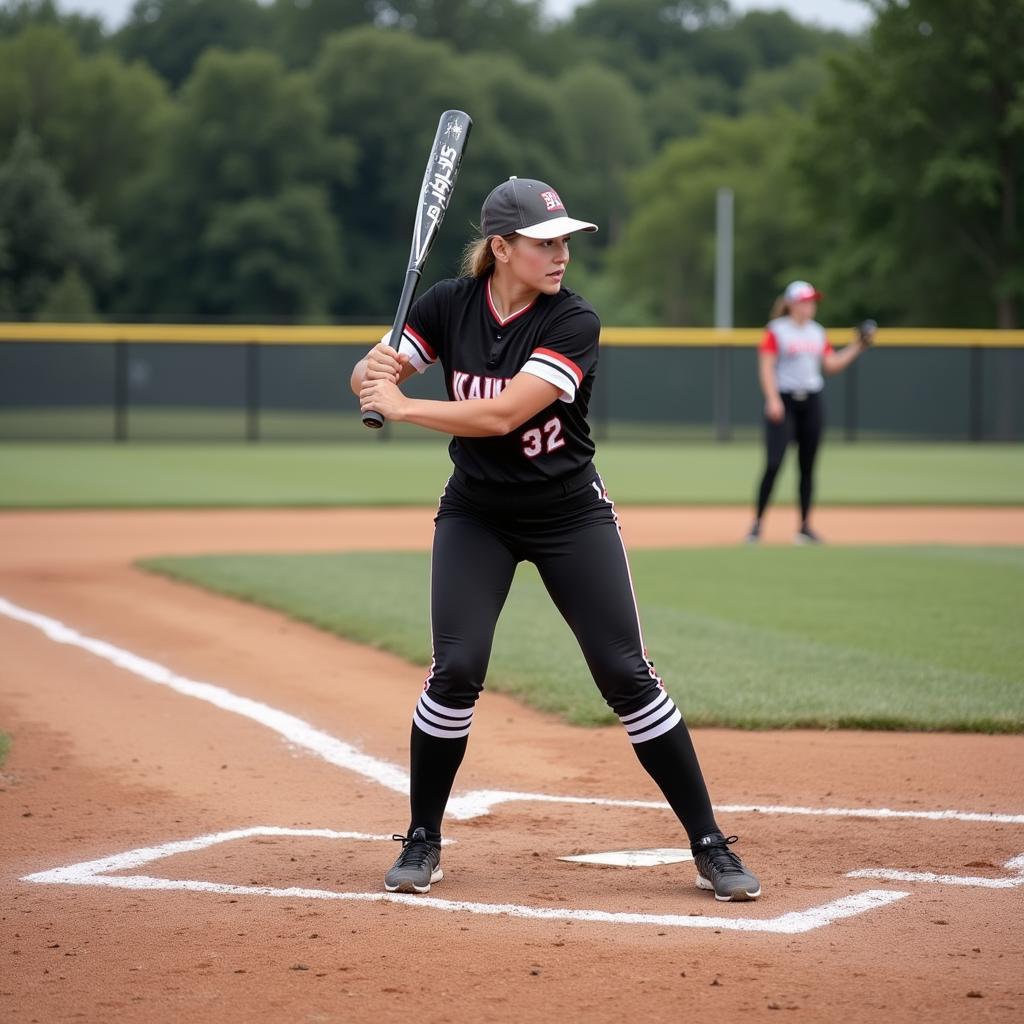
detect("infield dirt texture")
[1,506,1023,1022]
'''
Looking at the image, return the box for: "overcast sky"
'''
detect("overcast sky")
[59,0,873,34]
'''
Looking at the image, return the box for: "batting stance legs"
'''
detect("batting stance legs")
[405,472,722,848]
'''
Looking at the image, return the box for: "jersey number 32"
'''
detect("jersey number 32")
[522,416,565,458]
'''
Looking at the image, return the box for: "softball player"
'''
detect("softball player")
[353,177,760,902]
[748,280,874,544]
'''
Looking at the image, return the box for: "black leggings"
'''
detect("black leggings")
[755,391,824,524]
[428,472,662,716]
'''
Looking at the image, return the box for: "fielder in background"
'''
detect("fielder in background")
[353,176,761,903]
[748,280,875,544]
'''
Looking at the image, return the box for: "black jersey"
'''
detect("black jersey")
[397,275,600,485]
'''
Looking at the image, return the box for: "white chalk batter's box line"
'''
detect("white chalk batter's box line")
[22,826,914,935]
[21,827,1024,935]
[22,827,1024,933]
[6,596,1024,929]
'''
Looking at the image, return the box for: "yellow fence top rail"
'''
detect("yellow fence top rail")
[1,322,1023,348]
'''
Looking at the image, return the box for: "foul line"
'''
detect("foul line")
[3,595,1023,826]
[21,826,909,934]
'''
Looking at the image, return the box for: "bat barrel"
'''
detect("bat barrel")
[361,110,472,430]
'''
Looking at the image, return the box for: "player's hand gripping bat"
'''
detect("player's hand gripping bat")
[362,110,473,428]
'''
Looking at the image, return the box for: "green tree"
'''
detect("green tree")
[608,112,820,325]
[115,0,271,88]
[0,26,170,224]
[268,0,374,67]
[200,187,341,317]
[36,266,98,321]
[313,27,605,314]
[313,28,486,313]
[557,64,649,250]
[117,49,344,318]
[739,53,830,115]
[644,73,732,147]
[459,51,571,190]
[728,9,849,70]
[0,130,118,317]
[798,0,1024,327]
[570,0,726,70]
[566,2,844,120]
[170,47,344,202]
[0,0,105,51]
[674,9,848,108]
[380,0,546,60]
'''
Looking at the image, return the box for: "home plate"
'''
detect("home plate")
[558,848,694,867]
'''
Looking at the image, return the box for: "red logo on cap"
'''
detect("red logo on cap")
[540,190,564,212]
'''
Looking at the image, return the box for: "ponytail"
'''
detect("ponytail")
[769,294,789,320]
[460,232,520,278]
[461,237,495,278]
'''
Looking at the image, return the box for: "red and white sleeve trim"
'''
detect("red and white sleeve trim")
[391,324,437,374]
[759,329,778,355]
[522,346,584,403]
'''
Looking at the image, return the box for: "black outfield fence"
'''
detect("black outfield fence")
[1,324,1022,443]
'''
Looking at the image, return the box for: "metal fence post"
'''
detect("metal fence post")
[114,340,128,442]
[969,345,983,442]
[245,341,260,442]
[714,187,734,441]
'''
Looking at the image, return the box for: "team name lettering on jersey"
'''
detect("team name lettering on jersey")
[403,277,600,484]
[452,370,510,401]
[783,340,823,355]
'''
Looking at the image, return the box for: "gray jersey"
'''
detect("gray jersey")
[760,317,834,395]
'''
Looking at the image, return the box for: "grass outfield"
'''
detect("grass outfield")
[0,733,9,768]
[142,546,1024,733]
[3,441,1024,506]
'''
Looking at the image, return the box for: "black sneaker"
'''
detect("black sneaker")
[692,832,761,902]
[384,827,442,894]
[794,524,823,545]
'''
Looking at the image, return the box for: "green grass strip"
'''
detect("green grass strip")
[0,732,9,768]
[3,441,1024,507]
[141,546,1024,733]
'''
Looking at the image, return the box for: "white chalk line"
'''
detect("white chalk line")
[23,827,392,883]
[0,596,411,794]
[3,595,1023,827]
[21,826,909,934]
[848,852,1024,889]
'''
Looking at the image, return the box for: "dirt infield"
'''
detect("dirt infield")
[1,507,1023,1023]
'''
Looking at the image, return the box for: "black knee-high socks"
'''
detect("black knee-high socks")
[408,723,468,837]
[630,719,719,843]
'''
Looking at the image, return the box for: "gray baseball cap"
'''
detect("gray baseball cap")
[481,177,598,239]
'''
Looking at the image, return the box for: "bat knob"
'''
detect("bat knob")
[362,411,385,429]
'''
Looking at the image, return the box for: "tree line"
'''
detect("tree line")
[0,0,1021,327]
